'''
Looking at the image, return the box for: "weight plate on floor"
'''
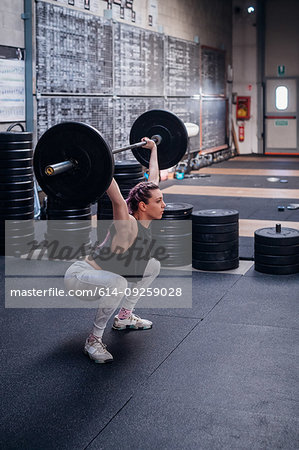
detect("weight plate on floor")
[193,248,238,261]
[0,167,33,176]
[254,253,299,265]
[0,205,34,214]
[254,227,299,246]
[116,176,145,186]
[193,231,239,243]
[0,149,33,160]
[0,189,34,199]
[192,240,239,253]
[1,197,34,207]
[255,262,299,275]
[130,110,188,170]
[34,122,114,205]
[254,243,299,256]
[114,171,144,179]
[0,211,34,219]
[163,203,193,217]
[114,160,143,172]
[0,181,34,191]
[0,132,32,142]
[3,158,33,168]
[0,141,32,150]
[192,222,238,234]
[192,258,239,271]
[192,209,239,224]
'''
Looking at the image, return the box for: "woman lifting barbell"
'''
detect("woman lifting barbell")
[64,138,166,363]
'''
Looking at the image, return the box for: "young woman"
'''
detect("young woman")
[64,138,166,363]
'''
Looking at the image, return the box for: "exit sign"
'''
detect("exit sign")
[278,65,285,76]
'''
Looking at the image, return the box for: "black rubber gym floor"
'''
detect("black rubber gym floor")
[1,155,299,449]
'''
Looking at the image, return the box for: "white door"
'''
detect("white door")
[265,78,298,155]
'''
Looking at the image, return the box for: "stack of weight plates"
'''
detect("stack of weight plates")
[192,209,239,271]
[0,125,34,256]
[46,196,92,260]
[255,225,299,274]
[97,160,144,220]
[151,203,193,267]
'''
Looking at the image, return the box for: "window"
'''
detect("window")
[275,86,288,110]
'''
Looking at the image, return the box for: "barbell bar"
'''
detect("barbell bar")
[34,109,189,206]
[45,134,163,177]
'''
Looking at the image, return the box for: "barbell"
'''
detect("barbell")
[33,109,189,206]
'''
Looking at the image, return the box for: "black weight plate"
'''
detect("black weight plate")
[163,203,193,216]
[192,240,239,253]
[0,141,32,150]
[193,248,239,261]
[255,253,299,265]
[255,227,299,246]
[119,190,131,198]
[0,132,32,142]
[161,215,191,220]
[192,258,239,271]
[1,197,34,207]
[0,204,34,214]
[254,243,299,256]
[0,150,33,160]
[0,211,34,219]
[0,181,34,191]
[2,158,33,168]
[255,262,299,275]
[47,202,91,214]
[48,213,91,221]
[0,189,33,199]
[5,231,35,242]
[4,226,34,237]
[114,171,144,180]
[47,198,91,211]
[160,256,191,267]
[152,226,191,236]
[192,222,239,234]
[130,110,188,170]
[114,161,142,172]
[193,231,239,243]
[47,227,91,235]
[0,167,33,176]
[192,209,239,224]
[34,122,114,205]
[116,176,145,186]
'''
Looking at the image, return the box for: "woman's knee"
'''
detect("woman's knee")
[145,258,160,278]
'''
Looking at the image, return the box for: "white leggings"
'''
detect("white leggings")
[64,258,160,337]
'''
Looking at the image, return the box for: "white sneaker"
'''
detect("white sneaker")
[112,313,153,330]
[84,335,113,363]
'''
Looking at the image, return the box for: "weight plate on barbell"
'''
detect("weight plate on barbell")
[130,110,188,170]
[34,122,114,206]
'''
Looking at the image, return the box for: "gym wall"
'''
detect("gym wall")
[0,0,233,157]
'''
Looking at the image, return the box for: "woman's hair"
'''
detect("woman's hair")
[126,181,159,214]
